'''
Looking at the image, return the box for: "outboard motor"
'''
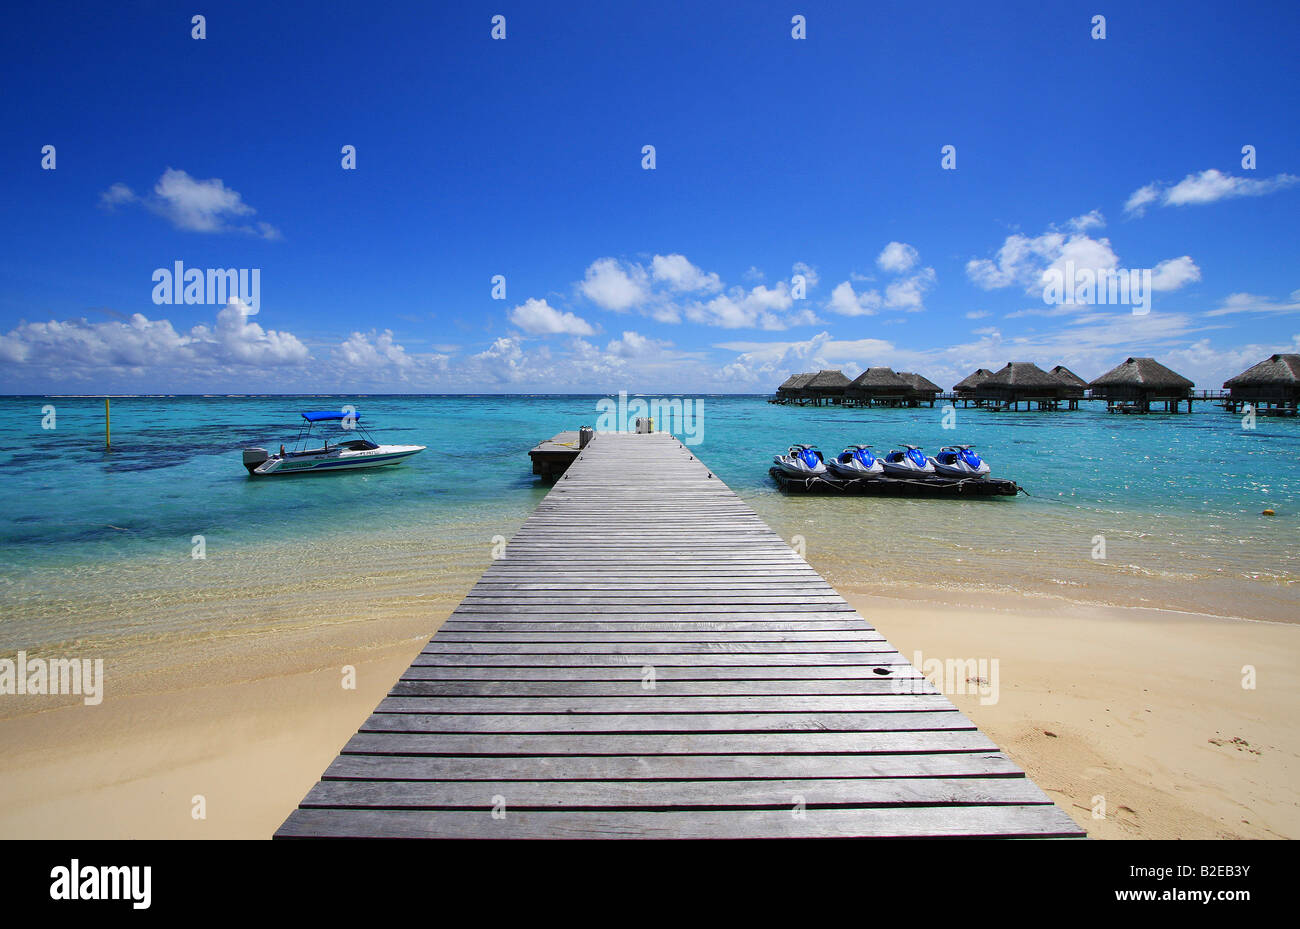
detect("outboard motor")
[242,447,269,475]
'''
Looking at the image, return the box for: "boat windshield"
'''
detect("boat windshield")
[285,413,380,454]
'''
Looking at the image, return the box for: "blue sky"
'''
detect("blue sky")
[2,0,1297,393]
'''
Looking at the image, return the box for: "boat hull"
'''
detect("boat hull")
[827,459,884,479]
[251,445,425,477]
[880,461,935,477]
[772,455,827,478]
[930,460,990,479]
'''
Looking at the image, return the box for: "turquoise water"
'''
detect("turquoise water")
[2,394,1298,657]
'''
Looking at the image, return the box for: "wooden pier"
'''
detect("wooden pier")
[277,432,1084,839]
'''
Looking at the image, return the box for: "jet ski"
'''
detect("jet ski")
[881,445,936,476]
[929,444,990,479]
[773,444,827,477]
[827,444,885,479]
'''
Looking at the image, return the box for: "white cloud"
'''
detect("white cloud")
[1150,256,1201,292]
[686,283,813,330]
[827,244,935,316]
[966,216,1200,303]
[883,267,936,311]
[1125,169,1299,216]
[99,183,136,208]
[1205,289,1300,317]
[1123,184,1160,217]
[0,302,308,377]
[965,310,990,319]
[337,330,419,369]
[1068,210,1106,232]
[100,168,281,239]
[605,330,671,358]
[508,297,596,336]
[650,254,722,293]
[791,261,820,289]
[877,242,918,273]
[578,258,650,311]
[827,280,880,316]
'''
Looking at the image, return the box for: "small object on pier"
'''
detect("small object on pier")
[578,426,594,448]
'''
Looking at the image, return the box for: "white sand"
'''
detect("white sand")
[1,592,1295,839]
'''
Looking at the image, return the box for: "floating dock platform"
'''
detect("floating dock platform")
[277,432,1081,839]
[770,467,1022,497]
[528,431,581,479]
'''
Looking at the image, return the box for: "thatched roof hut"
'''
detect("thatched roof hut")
[1049,365,1089,389]
[1049,365,1090,398]
[845,366,913,404]
[1090,357,1192,395]
[775,372,814,399]
[800,369,851,403]
[898,371,943,404]
[953,368,994,396]
[1089,357,1193,412]
[1224,354,1300,395]
[975,362,1071,408]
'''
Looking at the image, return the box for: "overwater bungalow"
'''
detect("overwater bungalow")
[799,369,851,406]
[975,362,1073,411]
[952,368,994,406]
[844,366,914,407]
[1089,357,1194,413]
[898,372,943,407]
[1223,353,1300,416]
[1049,365,1090,408]
[773,372,814,403]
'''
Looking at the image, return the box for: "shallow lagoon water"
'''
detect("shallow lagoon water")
[2,394,1297,660]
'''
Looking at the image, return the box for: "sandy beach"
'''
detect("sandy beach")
[1,588,1295,840]
[849,590,1300,840]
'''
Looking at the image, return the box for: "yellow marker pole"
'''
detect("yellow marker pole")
[105,397,111,450]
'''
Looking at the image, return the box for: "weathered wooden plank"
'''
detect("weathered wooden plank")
[340,730,999,756]
[357,709,964,733]
[376,693,948,713]
[321,751,1027,782]
[420,642,894,654]
[409,653,922,667]
[440,621,877,632]
[397,664,915,681]
[393,677,926,694]
[300,776,1052,810]
[277,805,1083,839]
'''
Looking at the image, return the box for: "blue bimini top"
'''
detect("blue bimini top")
[301,411,361,423]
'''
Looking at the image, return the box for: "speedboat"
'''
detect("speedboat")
[773,444,827,478]
[881,445,936,477]
[242,411,425,477]
[929,444,990,479]
[827,444,885,479]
